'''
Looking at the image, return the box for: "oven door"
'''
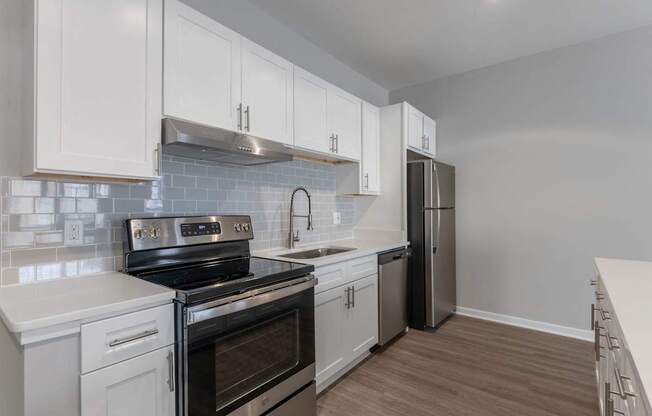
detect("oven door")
[183,276,315,416]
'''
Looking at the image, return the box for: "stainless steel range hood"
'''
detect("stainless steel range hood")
[162,118,293,166]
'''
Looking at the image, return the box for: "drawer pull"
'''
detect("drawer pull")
[607,334,621,351]
[590,279,597,286]
[600,309,611,320]
[606,383,626,416]
[615,367,637,399]
[108,329,159,348]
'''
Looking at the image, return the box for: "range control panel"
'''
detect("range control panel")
[180,222,221,237]
[126,216,254,252]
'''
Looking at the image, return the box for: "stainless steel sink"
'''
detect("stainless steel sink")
[279,247,355,259]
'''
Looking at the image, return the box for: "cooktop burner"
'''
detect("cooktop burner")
[134,256,313,304]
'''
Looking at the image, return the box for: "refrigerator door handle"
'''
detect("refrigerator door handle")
[435,209,441,253]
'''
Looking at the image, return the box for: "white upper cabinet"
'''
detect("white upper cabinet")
[294,67,330,153]
[407,106,425,150]
[328,87,362,161]
[33,0,163,180]
[361,102,380,194]
[164,0,241,131]
[241,38,294,145]
[164,0,293,146]
[406,103,436,157]
[422,115,437,156]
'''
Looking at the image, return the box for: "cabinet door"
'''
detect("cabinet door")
[241,38,294,145]
[423,115,437,156]
[361,102,380,194]
[164,0,241,132]
[345,274,379,360]
[36,0,163,180]
[294,67,329,153]
[315,286,347,386]
[407,106,424,151]
[328,88,362,160]
[81,346,175,416]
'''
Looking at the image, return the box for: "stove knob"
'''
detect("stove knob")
[151,227,160,239]
[242,224,250,232]
[234,223,242,232]
[134,229,143,239]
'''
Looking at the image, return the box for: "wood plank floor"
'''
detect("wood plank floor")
[317,315,598,416]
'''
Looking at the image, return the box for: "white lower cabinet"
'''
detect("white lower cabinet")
[314,255,379,391]
[593,276,651,416]
[345,275,379,358]
[315,285,347,384]
[81,345,175,416]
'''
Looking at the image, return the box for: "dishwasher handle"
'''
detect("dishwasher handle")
[378,247,411,265]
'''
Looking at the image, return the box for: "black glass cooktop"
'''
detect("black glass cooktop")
[135,256,314,304]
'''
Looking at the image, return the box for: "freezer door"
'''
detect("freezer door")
[428,208,456,327]
[434,161,455,209]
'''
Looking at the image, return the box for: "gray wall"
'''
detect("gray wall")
[391,25,652,331]
[0,0,25,177]
[182,0,388,106]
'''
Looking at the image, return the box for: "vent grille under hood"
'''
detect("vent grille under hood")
[162,118,293,166]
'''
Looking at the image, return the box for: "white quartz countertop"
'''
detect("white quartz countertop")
[254,237,409,267]
[0,271,175,335]
[594,257,652,406]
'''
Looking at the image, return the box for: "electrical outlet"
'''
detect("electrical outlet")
[332,212,342,225]
[64,220,84,245]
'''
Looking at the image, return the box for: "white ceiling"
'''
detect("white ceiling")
[249,0,652,90]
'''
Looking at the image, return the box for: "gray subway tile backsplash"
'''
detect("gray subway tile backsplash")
[0,157,355,286]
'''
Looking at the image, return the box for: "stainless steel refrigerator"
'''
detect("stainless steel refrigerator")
[407,160,456,330]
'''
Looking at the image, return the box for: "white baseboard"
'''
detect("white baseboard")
[456,307,593,342]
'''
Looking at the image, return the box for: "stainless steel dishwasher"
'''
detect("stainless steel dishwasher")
[378,247,410,346]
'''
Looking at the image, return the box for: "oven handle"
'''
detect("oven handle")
[186,275,315,326]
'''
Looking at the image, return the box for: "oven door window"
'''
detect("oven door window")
[186,287,314,416]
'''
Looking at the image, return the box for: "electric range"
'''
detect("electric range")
[123,215,317,416]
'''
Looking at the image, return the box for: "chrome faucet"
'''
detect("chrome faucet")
[289,187,313,249]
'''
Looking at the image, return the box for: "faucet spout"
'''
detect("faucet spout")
[289,187,313,249]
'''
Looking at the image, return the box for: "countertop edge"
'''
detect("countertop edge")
[0,272,177,337]
[254,239,409,267]
[3,291,176,335]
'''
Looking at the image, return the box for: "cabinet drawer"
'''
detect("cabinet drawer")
[348,255,378,280]
[314,262,347,294]
[81,304,174,374]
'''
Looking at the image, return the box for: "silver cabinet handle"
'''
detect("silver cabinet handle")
[244,105,250,131]
[334,134,339,153]
[108,329,159,348]
[590,279,597,286]
[607,333,621,350]
[605,383,626,416]
[237,104,243,130]
[167,350,175,392]
[615,367,637,399]
[154,143,162,176]
[364,173,369,189]
[344,286,351,309]
[591,304,595,330]
[601,309,612,320]
[329,134,335,152]
[351,285,355,308]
